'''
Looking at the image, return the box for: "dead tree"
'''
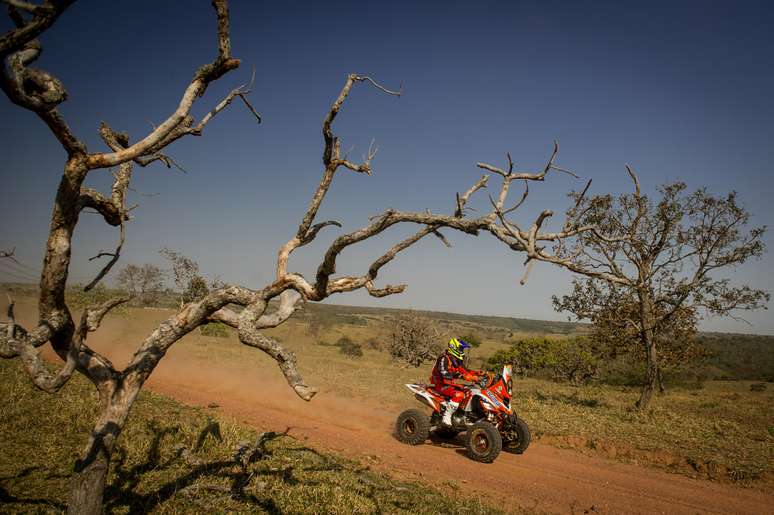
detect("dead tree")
[552,175,769,409]
[1,1,617,512]
[388,312,445,367]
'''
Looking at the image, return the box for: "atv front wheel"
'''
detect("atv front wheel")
[503,416,531,454]
[465,421,502,463]
[395,409,430,445]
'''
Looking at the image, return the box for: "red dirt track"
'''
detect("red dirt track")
[132,356,772,514]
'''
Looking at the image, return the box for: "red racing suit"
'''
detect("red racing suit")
[430,351,482,403]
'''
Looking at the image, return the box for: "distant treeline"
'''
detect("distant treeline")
[487,333,774,386]
[298,301,586,335]
[697,334,774,382]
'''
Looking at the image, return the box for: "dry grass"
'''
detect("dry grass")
[513,379,773,484]
[0,359,501,514]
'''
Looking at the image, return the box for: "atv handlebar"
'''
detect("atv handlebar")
[476,371,494,389]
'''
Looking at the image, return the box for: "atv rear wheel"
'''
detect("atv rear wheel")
[395,409,430,445]
[503,416,531,454]
[465,421,502,463]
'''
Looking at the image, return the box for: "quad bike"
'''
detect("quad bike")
[395,364,530,463]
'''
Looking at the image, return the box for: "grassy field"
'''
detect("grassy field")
[513,379,773,484]
[0,359,501,514]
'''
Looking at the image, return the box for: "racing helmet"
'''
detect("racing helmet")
[447,338,470,360]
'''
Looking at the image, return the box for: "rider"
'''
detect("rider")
[430,338,484,426]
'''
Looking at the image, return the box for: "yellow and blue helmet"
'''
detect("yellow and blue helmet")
[447,338,470,360]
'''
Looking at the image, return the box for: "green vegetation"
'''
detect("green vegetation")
[460,333,482,347]
[487,333,774,388]
[200,322,230,338]
[697,334,774,382]
[0,359,498,514]
[316,337,365,359]
[182,275,210,305]
[488,337,601,385]
[66,283,130,315]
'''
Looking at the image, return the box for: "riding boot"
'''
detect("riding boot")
[442,401,459,426]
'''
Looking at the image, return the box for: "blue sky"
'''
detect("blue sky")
[1,1,772,333]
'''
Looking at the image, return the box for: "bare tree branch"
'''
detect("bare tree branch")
[455,175,488,217]
[85,1,242,169]
[0,247,20,264]
[83,296,130,332]
[0,2,86,155]
[0,0,74,57]
[83,221,124,292]
[3,297,73,393]
[355,75,402,97]
[276,74,403,280]
[1,0,42,13]
[240,329,317,401]
[255,290,303,329]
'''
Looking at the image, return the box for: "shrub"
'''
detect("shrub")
[182,275,209,304]
[488,336,601,385]
[337,337,363,359]
[338,314,368,326]
[200,322,229,338]
[460,333,482,347]
[388,313,445,367]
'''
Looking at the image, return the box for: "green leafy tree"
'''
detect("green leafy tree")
[583,295,705,392]
[552,175,768,409]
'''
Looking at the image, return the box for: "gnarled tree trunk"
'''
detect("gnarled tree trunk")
[636,289,659,410]
[70,444,111,515]
[69,382,138,515]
